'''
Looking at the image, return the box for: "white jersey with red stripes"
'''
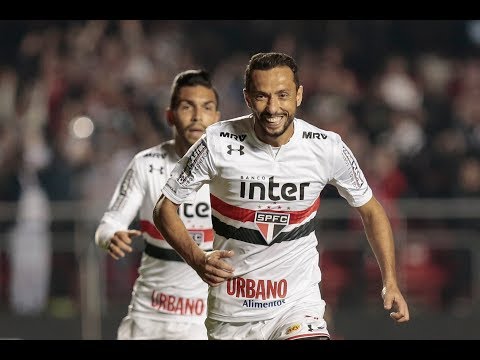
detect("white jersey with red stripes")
[162,115,373,322]
[96,139,212,324]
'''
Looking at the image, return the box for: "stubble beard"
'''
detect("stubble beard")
[256,112,294,139]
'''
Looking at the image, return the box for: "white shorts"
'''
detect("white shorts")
[205,289,330,340]
[117,315,208,340]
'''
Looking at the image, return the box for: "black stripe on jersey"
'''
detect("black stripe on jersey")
[211,216,317,246]
[144,242,184,262]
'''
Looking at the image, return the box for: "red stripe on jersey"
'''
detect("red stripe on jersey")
[140,220,214,242]
[286,332,330,340]
[210,194,320,224]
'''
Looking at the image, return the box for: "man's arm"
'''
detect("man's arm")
[355,196,410,323]
[153,194,234,286]
[96,228,141,260]
[95,159,145,260]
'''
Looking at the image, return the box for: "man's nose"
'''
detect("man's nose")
[266,96,280,113]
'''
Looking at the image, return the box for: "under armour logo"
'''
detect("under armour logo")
[307,324,325,332]
[227,144,245,155]
[149,164,164,174]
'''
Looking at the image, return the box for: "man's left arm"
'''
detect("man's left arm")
[356,196,410,323]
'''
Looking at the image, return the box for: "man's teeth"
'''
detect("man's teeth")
[266,116,282,123]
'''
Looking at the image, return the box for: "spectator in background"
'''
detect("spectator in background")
[95,69,220,339]
[6,59,53,315]
[0,119,22,231]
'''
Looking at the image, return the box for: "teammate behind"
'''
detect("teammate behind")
[95,69,220,339]
[153,52,409,340]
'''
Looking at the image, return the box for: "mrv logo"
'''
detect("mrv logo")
[302,131,327,139]
[240,176,310,201]
[255,211,290,243]
[220,132,247,142]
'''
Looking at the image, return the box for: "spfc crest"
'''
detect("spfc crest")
[254,211,290,244]
[189,231,204,246]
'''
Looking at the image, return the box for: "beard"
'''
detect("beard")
[255,110,294,138]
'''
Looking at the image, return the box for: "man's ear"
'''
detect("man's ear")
[296,85,303,107]
[243,89,252,109]
[165,109,174,126]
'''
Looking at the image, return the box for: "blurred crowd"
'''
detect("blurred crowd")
[1,20,479,210]
[0,20,479,317]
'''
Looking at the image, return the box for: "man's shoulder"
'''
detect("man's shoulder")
[296,118,340,143]
[206,115,251,139]
[133,140,175,164]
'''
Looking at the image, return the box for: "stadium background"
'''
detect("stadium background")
[0,20,479,339]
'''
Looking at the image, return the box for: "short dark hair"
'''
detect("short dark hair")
[169,69,219,110]
[244,52,299,93]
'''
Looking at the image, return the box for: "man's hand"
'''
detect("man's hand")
[382,285,410,323]
[107,229,142,260]
[194,250,235,287]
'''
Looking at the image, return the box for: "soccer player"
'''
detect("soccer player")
[152,53,410,340]
[95,69,220,340]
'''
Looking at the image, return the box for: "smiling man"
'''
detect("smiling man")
[153,52,410,340]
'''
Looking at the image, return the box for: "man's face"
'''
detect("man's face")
[169,85,220,147]
[244,66,303,146]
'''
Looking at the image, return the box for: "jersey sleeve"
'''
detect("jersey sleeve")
[162,135,215,205]
[95,157,146,249]
[328,134,372,207]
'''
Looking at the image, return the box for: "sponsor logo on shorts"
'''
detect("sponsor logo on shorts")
[308,324,325,332]
[286,324,302,335]
[227,277,287,299]
[227,277,288,308]
[242,299,286,308]
[151,290,205,316]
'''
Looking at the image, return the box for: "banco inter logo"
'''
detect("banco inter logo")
[240,176,310,201]
[254,211,290,244]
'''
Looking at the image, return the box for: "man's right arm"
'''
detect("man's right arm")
[153,194,235,286]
